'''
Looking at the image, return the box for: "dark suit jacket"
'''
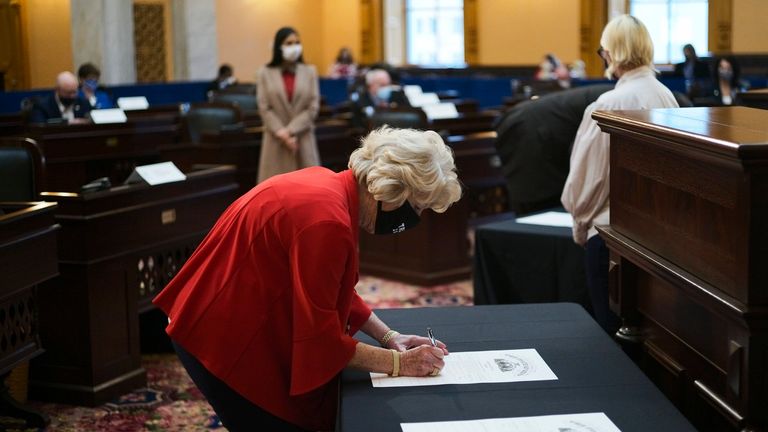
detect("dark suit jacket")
[29,93,91,124]
[673,59,711,79]
[494,84,614,213]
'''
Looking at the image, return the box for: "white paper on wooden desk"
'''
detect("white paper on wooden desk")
[515,211,573,228]
[407,92,440,107]
[422,102,459,120]
[124,161,186,186]
[90,108,127,124]
[401,412,621,432]
[371,349,557,388]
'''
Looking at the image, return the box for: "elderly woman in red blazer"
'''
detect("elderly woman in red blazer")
[153,126,462,431]
[257,26,320,183]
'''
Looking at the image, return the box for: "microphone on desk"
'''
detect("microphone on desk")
[80,177,112,194]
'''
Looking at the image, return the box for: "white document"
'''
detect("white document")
[371,349,557,388]
[401,412,621,432]
[117,96,150,111]
[90,108,128,124]
[407,92,440,108]
[403,85,423,99]
[124,161,186,186]
[422,102,459,120]
[516,211,573,228]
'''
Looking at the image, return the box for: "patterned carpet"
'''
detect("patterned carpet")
[7,276,472,432]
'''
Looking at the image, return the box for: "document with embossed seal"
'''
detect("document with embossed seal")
[400,412,621,432]
[370,349,557,388]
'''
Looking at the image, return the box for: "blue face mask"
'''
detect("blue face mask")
[375,86,393,102]
[374,201,421,235]
[84,79,99,91]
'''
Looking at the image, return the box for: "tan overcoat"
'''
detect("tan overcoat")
[256,63,320,183]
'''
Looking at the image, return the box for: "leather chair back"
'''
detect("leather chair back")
[0,137,45,201]
[184,103,243,144]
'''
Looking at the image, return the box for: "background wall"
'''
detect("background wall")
[476,0,580,66]
[732,0,768,53]
[216,0,354,82]
[22,0,73,88]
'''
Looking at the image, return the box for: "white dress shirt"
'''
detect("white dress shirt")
[561,66,679,246]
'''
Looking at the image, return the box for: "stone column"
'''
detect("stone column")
[171,0,218,81]
[70,0,136,85]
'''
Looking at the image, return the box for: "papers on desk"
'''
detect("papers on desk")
[515,211,573,228]
[370,349,557,388]
[400,412,621,432]
[124,161,186,186]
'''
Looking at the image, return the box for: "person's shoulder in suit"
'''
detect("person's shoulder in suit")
[29,94,60,123]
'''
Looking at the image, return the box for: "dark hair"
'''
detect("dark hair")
[718,56,741,87]
[218,64,233,76]
[267,27,302,67]
[683,44,696,57]
[77,63,101,79]
[336,47,353,64]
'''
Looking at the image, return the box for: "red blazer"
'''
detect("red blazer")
[153,167,372,430]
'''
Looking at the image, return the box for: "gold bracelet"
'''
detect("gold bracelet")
[390,349,400,377]
[379,330,399,347]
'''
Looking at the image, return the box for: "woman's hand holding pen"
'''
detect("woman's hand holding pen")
[398,345,445,377]
[385,333,449,356]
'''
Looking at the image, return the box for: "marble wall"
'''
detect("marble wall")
[70,0,136,85]
[172,0,218,81]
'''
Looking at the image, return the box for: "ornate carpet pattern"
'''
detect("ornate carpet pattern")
[10,276,472,431]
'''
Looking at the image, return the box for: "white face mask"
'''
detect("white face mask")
[282,44,303,62]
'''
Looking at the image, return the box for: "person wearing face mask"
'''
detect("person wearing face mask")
[561,15,678,335]
[153,126,462,431]
[256,26,321,183]
[349,67,408,129]
[29,71,92,124]
[77,63,114,109]
[709,56,749,106]
[327,47,358,79]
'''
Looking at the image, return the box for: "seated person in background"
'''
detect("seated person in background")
[29,71,91,124]
[535,53,571,88]
[327,47,357,79]
[350,67,408,128]
[494,83,614,215]
[77,63,113,109]
[673,44,711,97]
[711,56,749,106]
[207,64,238,97]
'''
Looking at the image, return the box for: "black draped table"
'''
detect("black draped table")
[337,304,695,432]
[473,214,588,309]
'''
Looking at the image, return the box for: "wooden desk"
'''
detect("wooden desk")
[736,88,768,110]
[446,131,507,217]
[594,107,768,431]
[0,202,58,374]
[0,202,58,427]
[30,166,238,406]
[359,196,470,286]
[27,119,180,191]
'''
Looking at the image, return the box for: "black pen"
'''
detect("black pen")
[427,327,436,347]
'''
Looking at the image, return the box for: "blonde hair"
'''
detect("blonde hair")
[600,15,654,79]
[349,127,462,213]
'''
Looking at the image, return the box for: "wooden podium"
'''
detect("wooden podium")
[30,166,238,406]
[594,107,768,431]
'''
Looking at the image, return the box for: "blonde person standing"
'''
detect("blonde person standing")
[561,15,678,335]
[257,27,320,183]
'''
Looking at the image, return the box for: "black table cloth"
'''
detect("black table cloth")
[337,304,695,432]
[473,216,589,310]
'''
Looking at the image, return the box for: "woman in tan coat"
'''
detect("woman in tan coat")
[257,27,320,183]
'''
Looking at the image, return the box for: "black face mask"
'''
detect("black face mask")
[59,97,75,107]
[374,201,421,235]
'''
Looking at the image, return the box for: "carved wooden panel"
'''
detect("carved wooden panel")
[463,0,478,65]
[133,3,167,82]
